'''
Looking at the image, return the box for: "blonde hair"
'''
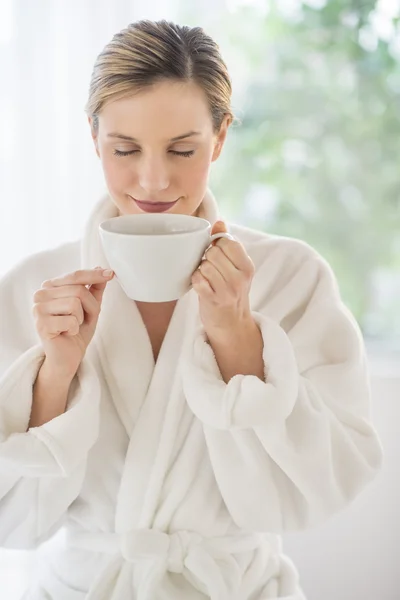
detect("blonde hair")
[85,20,236,134]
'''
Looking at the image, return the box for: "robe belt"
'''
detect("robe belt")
[66,528,269,600]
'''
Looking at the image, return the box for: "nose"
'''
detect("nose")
[137,153,170,194]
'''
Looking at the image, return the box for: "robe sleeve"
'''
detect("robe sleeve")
[181,250,383,533]
[0,260,101,550]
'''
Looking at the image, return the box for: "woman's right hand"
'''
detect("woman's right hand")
[32,268,114,380]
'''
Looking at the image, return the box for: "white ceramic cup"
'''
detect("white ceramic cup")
[99,212,234,302]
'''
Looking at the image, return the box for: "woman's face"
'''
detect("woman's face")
[89,80,230,216]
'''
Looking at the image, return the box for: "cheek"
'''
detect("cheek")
[100,155,133,191]
[182,155,212,187]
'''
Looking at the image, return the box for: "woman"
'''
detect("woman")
[0,20,382,600]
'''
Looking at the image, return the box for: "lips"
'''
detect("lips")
[131,196,179,213]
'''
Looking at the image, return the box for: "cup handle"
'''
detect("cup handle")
[199,232,236,265]
[209,232,235,243]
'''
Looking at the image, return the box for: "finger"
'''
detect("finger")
[34,297,85,326]
[39,315,80,340]
[192,270,214,297]
[85,266,113,305]
[211,220,228,237]
[198,260,226,294]
[42,269,114,289]
[87,279,110,305]
[203,246,239,282]
[35,285,100,321]
[211,238,253,273]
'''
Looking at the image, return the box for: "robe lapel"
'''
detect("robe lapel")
[115,288,201,534]
[94,278,155,436]
[81,194,154,436]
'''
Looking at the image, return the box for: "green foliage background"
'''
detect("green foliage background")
[181,0,400,339]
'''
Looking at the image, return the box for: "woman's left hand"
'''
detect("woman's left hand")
[191,220,256,336]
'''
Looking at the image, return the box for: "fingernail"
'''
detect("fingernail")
[103,269,113,277]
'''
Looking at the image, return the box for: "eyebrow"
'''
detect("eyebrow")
[107,131,202,142]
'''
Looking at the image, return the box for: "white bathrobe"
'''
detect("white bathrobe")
[0,190,383,600]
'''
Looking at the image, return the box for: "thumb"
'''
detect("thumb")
[89,266,113,304]
[211,220,228,236]
[89,280,109,304]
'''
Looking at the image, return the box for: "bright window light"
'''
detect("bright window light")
[226,0,271,15]
[0,0,13,44]
[377,0,400,19]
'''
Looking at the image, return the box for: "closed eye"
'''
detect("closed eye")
[113,149,138,157]
[113,149,195,158]
[171,150,195,158]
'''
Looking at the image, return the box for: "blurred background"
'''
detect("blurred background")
[0,0,398,598]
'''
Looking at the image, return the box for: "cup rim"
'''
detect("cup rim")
[99,213,211,237]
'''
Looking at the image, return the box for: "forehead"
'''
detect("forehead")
[98,80,213,140]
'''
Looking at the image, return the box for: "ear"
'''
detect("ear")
[211,114,232,162]
[88,116,100,158]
